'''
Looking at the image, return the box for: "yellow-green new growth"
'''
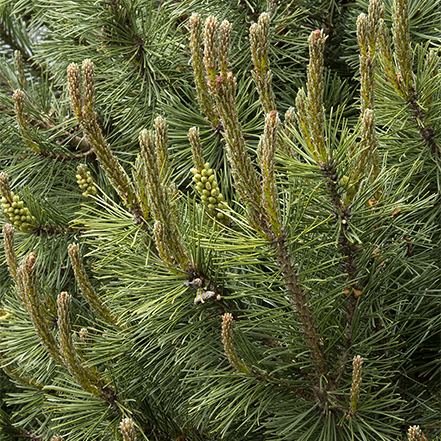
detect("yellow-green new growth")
[283,107,297,156]
[368,0,384,55]
[139,129,188,269]
[349,355,363,414]
[214,72,262,229]
[13,89,40,154]
[357,14,375,114]
[14,50,25,89]
[67,60,141,213]
[58,291,96,391]
[295,88,313,153]
[357,0,383,115]
[221,313,251,374]
[259,110,282,237]
[57,291,117,406]
[189,13,218,128]
[218,20,232,78]
[295,29,329,165]
[133,155,150,220]
[392,0,412,95]
[306,30,327,163]
[67,62,83,124]
[154,115,170,180]
[16,253,63,363]
[250,13,275,114]
[68,243,119,327]
[377,0,413,98]
[359,109,379,177]
[353,0,381,200]
[377,19,400,90]
[203,16,219,96]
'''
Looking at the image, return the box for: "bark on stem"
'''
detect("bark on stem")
[274,235,326,376]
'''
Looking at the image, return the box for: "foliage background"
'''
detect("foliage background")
[0,0,440,440]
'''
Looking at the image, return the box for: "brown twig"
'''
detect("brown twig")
[407,89,441,158]
[321,162,361,388]
[0,96,94,159]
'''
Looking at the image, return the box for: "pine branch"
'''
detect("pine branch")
[139,128,188,269]
[4,84,93,158]
[0,353,45,390]
[189,13,219,129]
[189,17,328,378]
[378,0,441,158]
[16,253,63,364]
[392,0,413,96]
[214,72,263,231]
[67,60,147,225]
[57,291,119,410]
[68,243,120,328]
[221,313,316,400]
[250,13,276,115]
[1,103,92,158]
[274,235,326,376]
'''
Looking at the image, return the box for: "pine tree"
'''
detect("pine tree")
[0,0,440,440]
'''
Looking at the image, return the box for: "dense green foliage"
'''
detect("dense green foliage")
[0,0,440,440]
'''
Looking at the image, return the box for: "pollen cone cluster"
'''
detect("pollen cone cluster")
[76,164,97,197]
[0,173,35,232]
[191,162,227,220]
